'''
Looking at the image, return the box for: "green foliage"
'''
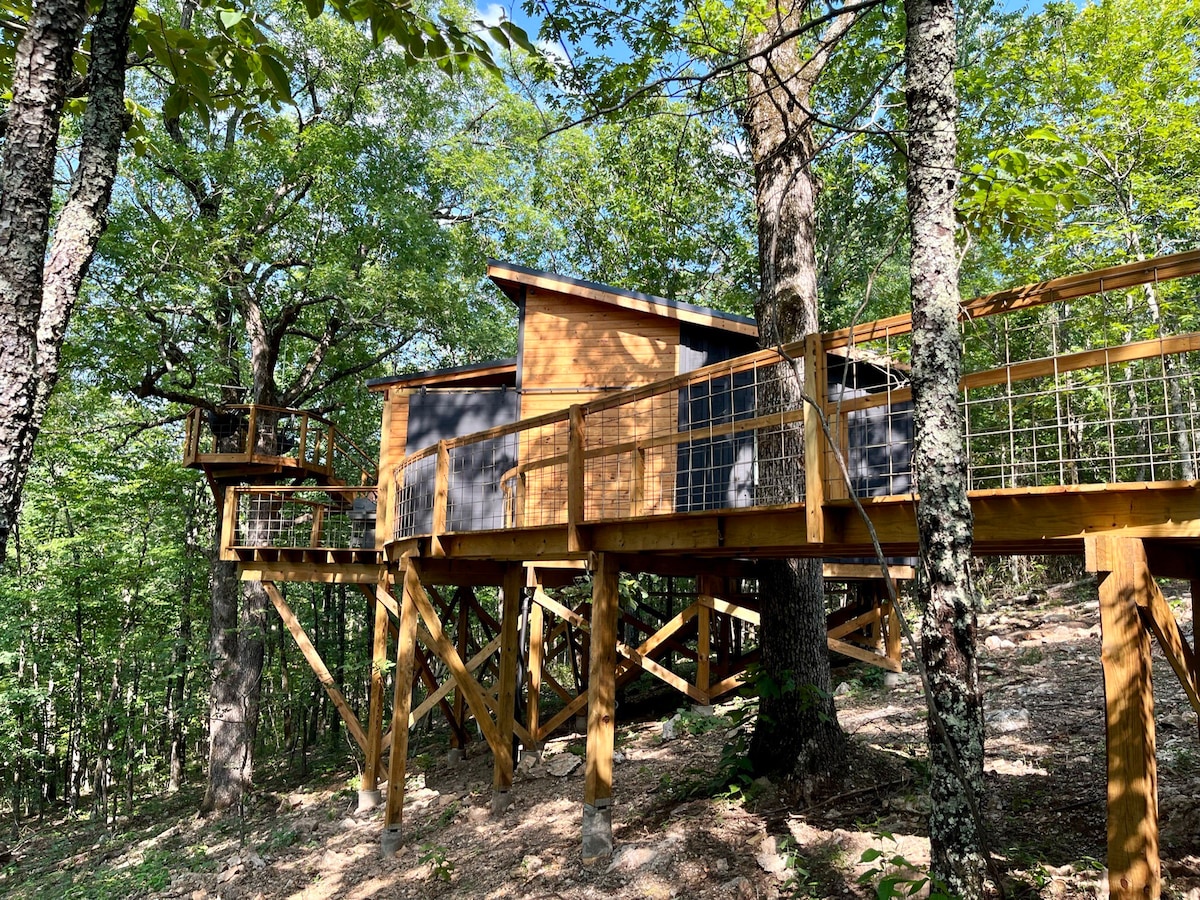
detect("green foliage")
[959,126,1090,240]
[741,663,834,725]
[418,842,455,882]
[858,841,954,900]
[663,705,731,736]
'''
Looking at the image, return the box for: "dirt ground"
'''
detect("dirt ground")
[6,577,1200,899]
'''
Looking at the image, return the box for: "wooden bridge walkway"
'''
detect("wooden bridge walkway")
[207,250,1200,900]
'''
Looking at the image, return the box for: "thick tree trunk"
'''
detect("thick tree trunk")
[904,0,986,895]
[200,533,270,814]
[743,2,850,784]
[0,0,88,559]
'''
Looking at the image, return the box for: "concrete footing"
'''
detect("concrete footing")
[574,715,588,733]
[490,789,512,815]
[447,748,465,765]
[380,826,404,858]
[581,801,613,864]
[883,672,902,689]
[356,789,382,813]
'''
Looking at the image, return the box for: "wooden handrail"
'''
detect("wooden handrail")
[825,330,1200,416]
[822,248,1200,350]
[185,404,377,483]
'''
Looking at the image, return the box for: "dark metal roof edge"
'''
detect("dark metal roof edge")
[366,357,518,389]
[486,259,757,329]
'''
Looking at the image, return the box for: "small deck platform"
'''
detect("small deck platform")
[183,404,376,488]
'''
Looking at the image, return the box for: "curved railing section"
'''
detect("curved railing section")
[393,250,1200,545]
[183,404,377,486]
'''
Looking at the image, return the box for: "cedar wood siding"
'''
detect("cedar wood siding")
[518,286,680,524]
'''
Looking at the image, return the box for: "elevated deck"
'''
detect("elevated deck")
[204,250,1200,899]
[184,404,376,487]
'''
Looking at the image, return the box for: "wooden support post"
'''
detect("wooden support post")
[568,405,587,552]
[430,440,449,557]
[493,564,523,813]
[375,399,394,549]
[1086,536,1160,900]
[1193,573,1200,745]
[298,412,309,465]
[262,581,374,758]
[381,563,422,857]
[883,596,902,669]
[219,487,239,559]
[803,333,826,544]
[527,577,545,747]
[360,581,392,810]
[583,554,618,864]
[450,589,470,757]
[696,577,716,700]
[244,404,258,460]
[309,505,325,549]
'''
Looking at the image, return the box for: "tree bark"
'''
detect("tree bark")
[904,0,986,895]
[199,529,270,814]
[0,0,88,559]
[24,0,137,477]
[743,2,852,785]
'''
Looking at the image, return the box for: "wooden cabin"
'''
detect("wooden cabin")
[368,262,761,542]
[369,261,916,541]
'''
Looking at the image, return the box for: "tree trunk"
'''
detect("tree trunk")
[199,547,269,814]
[199,394,280,812]
[742,2,852,785]
[904,0,986,895]
[0,0,88,559]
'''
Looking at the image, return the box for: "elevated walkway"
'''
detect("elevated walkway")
[201,250,1200,900]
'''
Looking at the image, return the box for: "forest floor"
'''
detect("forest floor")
[5,576,1200,900]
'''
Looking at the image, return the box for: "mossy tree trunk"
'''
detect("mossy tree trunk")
[904,0,986,894]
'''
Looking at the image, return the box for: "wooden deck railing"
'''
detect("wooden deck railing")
[218,485,380,557]
[183,404,377,486]
[392,249,1200,546]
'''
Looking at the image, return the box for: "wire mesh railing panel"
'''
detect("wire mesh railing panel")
[515,419,571,529]
[396,453,437,538]
[445,435,519,532]
[822,332,916,499]
[232,488,378,550]
[963,349,1200,489]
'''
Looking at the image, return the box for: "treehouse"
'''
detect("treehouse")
[189,250,1200,900]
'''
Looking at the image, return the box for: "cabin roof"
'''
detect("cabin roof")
[487,260,759,338]
[366,358,517,392]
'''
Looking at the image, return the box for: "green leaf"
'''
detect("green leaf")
[259,52,293,102]
[219,9,244,29]
[162,89,186,121]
